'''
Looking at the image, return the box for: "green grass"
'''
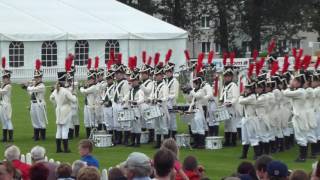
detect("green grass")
[0,84,315,179]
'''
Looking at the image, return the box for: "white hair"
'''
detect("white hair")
[72,160,87,177]
[4,145,20,161]
[30,146,46,161]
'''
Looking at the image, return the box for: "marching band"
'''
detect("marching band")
[1,47,320,163]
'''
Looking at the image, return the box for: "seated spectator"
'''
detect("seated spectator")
[4,145,30,180]
[71,160,87,179]
[289,170,308,180]
[29,163,49,180]
[0,161,21,180]
[153,148,175,180]
[254,155,273,180]
[123,152,152,180]
[78,139,99,168]
[266,161,289,180]
[161,138,188,180]
[77,166,100,180]
[237,161,258,180]
[183,155,205,180]
[56,163,73,180]
[30,145,58,180]
[109,167,127,180]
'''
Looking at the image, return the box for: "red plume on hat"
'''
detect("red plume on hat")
[315,56,320,70]
[1,57,6,69]
[253,49,259,62]
[282,55,290,74]
[301,55,311,70]
[195,53,204,73]
[87,58,92,70]
[117,53,122,64]
[229,52,235,65]
[154,53,160,67]
[270,60,279,76]
[208,51,214,64]
[297,49,303,59]
[222,52,228,66]
[110,49,115,62]
[35,59,42,71]
[94,56,99,70]
[142,51,147,64]
[267,38,276,55]
[184,50,190,62]
[65,57,72,72]
[133,56,137,68]
[165,49,172,64]
[292,48,297,58]
[147,56,152,66]
[247,63,254,78]
[107,59,113,70]
[213,75,219,97]
[128,57,134,71]
[255,57,265,76]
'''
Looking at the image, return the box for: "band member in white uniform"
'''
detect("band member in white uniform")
[102,70,115,135]
[25,63,47,141]
[124,70,144,147]
[164,62,179,139]
[96,68,106,130]
[265,80,277,153]
[220,67,239,146]
[50,72,77,153]
[0,70,13,142]
[139,64,155,143]
[199,78,212,136]
[283,73,309,162]
[80,70,98,138]
[312,72,320,153]
[112,64,130,145]
[239,82,261,159]
[150,64,170,148]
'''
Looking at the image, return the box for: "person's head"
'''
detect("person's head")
[124,152,152,179]
[237,161,257,180]
[106,76,114,85]
[289,170,308,180]
[161,138,179,159]
[311,75,320,88]
[115,70,124,81]
[77,166,101,180]
[140,72,149,81]
[267,161,289,180]
[56,163,72,178]
[79,139,94,157]
[130,78,140,88]
[254,155,273,180]
[72,160,87,178]
[30,163,49,180]
[255,81,266,94]
[108,168,127,180]
[155,73,163,82]
[223,68,234,84]
[291,75,305,89]
[2,72,10,84]
[183,155,198,171]
[0,161,17,180]
[165,69,173,78]
[34,76,42,83]
[30,146,46,162]
[153,148,175,178]
[193,78,202,90]
[4,145,20,161]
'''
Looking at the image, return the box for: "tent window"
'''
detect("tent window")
[105,40,120,62]
[41,41,57,67]
[75,40,89,66]
[9,41,24,67]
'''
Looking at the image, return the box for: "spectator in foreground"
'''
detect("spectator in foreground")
[71,160,87,179]
[183,155,205,180]
[289,170,308,180]
[161,138,189,180]
[77,166,100,180]
[254,155,273,180]
[0,161,20,180]
[30,145,58,180]
[78,139,99,168]
[109,167,127,180]
[4,145,30,180]
[153,148,175,180]
[123,152,152,180]
[237,161,258,180]
[29,163,49,180]
[266,161,289,180]
[56,163,73,180]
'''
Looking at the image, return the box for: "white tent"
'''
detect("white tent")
[0,0,187,81]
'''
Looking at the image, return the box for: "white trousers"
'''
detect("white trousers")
[224,106,237,132]
[0,105,13,130]
[84,105,96,128]
[207,101,219,126]
[168,112,177,131]
[257,118,271,143]
[241,117,259,146]
[56,124,69,139]
[95,105,104,124]
[293,120,316,146]
[30,103,47,129]
[191,109,205,135]
[316,112,320,140]
[69,103,79,129]
[103,106,113,131]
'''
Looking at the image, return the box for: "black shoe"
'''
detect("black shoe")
[197,135,205,149]
[127,133,136,147]
[135,133,141,147]
[240,145,249,159]
[85,128,91,139]
[253,145,261,160]
[284,136,291,150]
[8,130,13,142]
[270,140,277,153]
[192,134,199,148]
[263,142,270,155]
[123,131,130,145]
[278,138,284,152]
[310,143,317,159]
[231,133,237,146]
[295,146,307,162]
[40,129,46,140]
[56,139,62,153]
[2,129,8,142]
[63,139,71,153]
[171,131,177,140]
[118,131,123,144]
[75,125,80,138]
[148,129,154,143]
[154,135,161,149]
[223,132,231,147]
[68,129,74,139]
[237,128,242,142]
[34,129,40,141]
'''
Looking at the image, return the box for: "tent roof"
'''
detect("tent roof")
[0,0,187,41]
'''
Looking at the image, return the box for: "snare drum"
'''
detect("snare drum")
[143,105,162,121]
[213,106,231,122]
[118,109,135,122]
[140,131,149,144]
[175,134,190,148]
[180,112,195,124]
[92,131,113,147]
[205,136,223,150]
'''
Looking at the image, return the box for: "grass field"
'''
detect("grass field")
[0,83,316,179]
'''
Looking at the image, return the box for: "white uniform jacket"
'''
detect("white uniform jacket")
[0,84,12,119]
[166,77,179,110]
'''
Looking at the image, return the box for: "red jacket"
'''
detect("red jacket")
[12,160,31,180]
[184,170,200,180]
